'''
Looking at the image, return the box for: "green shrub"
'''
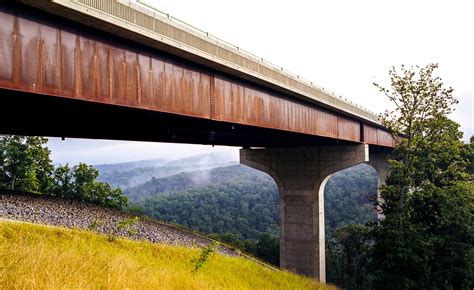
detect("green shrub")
[191,242,217,273]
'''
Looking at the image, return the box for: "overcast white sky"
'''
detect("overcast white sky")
[48,0,473,165]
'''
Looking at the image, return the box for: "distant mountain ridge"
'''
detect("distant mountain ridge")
[95,152,238,189]
[125,164,266,202]
[94,158,168,174]
[160,152,237,167]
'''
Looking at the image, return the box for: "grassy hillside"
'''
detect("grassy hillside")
[0,221,332,289]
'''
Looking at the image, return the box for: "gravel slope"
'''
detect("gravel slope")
[0,191,238,256]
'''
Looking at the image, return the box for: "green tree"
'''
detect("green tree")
[255,233,279,266]
[374,63,459,212]
[463,136,474,175]
[0,136,53,192]
[327,224,371,290]
[51,164,74,198]
[370,64,473,289]
[70,163,128,209]
[72,163,100,200]
[90,182,128,209]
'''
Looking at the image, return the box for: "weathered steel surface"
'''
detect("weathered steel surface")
[0,7,211,119]
[363,125,378,145]
[214,75,365,141]
[364,124,394,147]
[337,116,360,142]
[377,129,394,147]
[0,3,393,147]
[36,0,380,125]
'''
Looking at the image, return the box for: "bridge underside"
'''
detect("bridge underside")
[0,88,366,148]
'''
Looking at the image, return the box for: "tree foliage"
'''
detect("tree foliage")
[374,63,460,210]
[0,136,53,192]
[463,136,474,175]
[0,135,128,209]
[51,163,128,209]
[325,164,377,235]
[327,224,371,290]
[370,64,473,289]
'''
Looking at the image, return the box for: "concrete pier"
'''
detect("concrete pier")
[366,152,390,219]
[240,145,370,282]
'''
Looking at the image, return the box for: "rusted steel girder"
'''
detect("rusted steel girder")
[0,2,393,148]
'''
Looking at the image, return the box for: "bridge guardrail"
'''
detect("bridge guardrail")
[132,0,377,117]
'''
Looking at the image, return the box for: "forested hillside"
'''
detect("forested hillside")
[136,165,279,240]
[130,163,377,240]
[325,164,377,234]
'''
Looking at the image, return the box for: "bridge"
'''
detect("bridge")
[0,0,392,282]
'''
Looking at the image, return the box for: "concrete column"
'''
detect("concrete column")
[240,144,369,282]
[366,152,390,219]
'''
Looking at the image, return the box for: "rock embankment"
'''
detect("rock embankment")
[0,191,237,256]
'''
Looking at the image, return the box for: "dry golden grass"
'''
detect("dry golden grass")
[0,221,335,289]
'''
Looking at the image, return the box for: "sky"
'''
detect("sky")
[48,0,473,165]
